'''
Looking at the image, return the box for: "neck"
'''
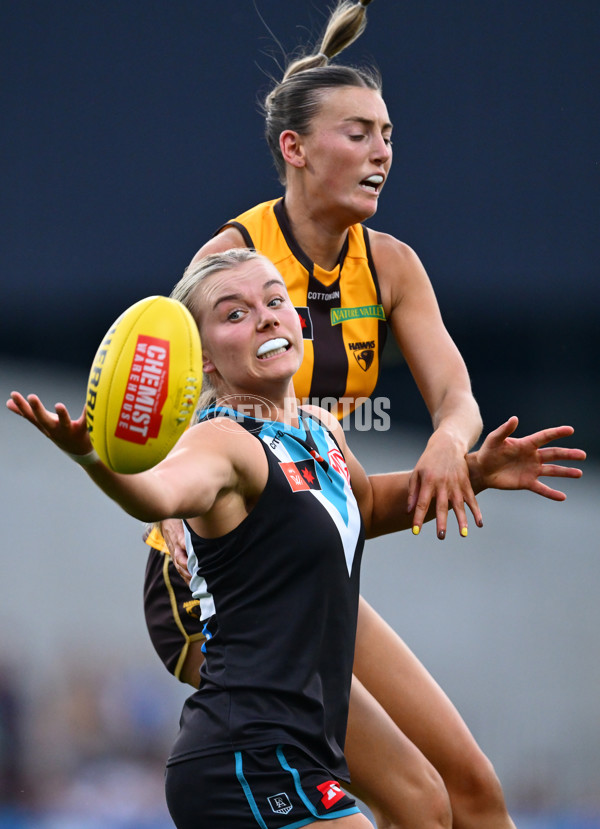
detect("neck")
[283,190,350,271]
[215,382,300,426]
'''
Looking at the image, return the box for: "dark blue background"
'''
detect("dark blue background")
[2,1,598,447]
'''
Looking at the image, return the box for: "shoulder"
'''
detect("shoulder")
[367,228,424,272]
[189,226,248,266]
[366,228,434,311]
[180,417,266,474]
[188,199,282,266]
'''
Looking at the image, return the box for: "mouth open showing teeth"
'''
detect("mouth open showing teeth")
[361,174,384,192]
[257,338,290,359]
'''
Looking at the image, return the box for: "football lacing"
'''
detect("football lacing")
[175,376,200,422]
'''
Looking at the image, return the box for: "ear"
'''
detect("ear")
[202,350,217,375]
[279,130,306,169]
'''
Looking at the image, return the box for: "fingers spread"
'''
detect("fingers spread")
[539,463,584,479]
[531,425,575,448]
[531,481,568,501]
[538,446,586,463]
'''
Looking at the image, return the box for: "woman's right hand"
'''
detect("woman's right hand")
[161,518,192,584]
[7,392,92,457]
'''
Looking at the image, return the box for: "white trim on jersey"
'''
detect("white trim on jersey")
[185,523,216,621]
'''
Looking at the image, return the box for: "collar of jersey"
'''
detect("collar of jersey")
[198,403,313,438]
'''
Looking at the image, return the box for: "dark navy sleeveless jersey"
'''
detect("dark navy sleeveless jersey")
[167,407,365,782]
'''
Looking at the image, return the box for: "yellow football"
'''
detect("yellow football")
[86,295,202,473]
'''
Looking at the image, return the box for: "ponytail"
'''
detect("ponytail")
[262,1,381,184]
[281,0,373,80]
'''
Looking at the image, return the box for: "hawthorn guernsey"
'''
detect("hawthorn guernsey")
[86,295,202,473]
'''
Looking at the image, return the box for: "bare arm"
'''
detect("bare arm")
[324,410,584,541]
[372,232,483,539]
[6,392,239,523]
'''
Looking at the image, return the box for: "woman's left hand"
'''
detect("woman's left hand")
[407,429,481,540]
[471,416,585,498]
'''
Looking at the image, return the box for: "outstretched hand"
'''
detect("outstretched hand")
[473,416,586,500]
[6,392,92,457]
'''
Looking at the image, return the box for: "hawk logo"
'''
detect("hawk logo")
[353,349,374,372]
[279,458,322,492]
[268,792,293,815]
[295,307,314,340]
[183,599,200,620]
[316,780,345,809]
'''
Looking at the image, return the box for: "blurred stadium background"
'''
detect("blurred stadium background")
[1,1,598,827]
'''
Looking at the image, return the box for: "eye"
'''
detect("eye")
[384,136,393,147]
[227,309,244,321]
[268,296,284,307]
[350,133,366,142]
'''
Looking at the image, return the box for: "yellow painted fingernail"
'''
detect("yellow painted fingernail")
[412,525,420,536]
[461,527,468,538]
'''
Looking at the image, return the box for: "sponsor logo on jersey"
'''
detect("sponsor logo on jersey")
[330,304,385,325]
[279,458,322,492]
[307,290,341,301]
[268,793,293,815]
[295,306,314,339]
[328,447,351,484]
[316,780,345,809]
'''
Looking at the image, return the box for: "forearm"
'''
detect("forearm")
[363,471,435,539]
[429,386,483,453]
[82,459,176,523]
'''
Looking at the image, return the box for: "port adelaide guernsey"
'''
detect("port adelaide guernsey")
[167,407,365,783]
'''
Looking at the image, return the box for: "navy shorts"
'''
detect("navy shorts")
[165,744,360,829]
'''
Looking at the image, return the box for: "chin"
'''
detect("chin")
[363,196,380,215]
[352,197,378,222]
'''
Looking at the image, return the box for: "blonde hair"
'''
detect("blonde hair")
[262,0,380,184]
[170,248,267,413]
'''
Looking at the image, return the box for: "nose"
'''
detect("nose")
[372,133,392,165]
[257,305,280,330]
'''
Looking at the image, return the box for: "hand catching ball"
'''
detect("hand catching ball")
[86,296,202,473]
